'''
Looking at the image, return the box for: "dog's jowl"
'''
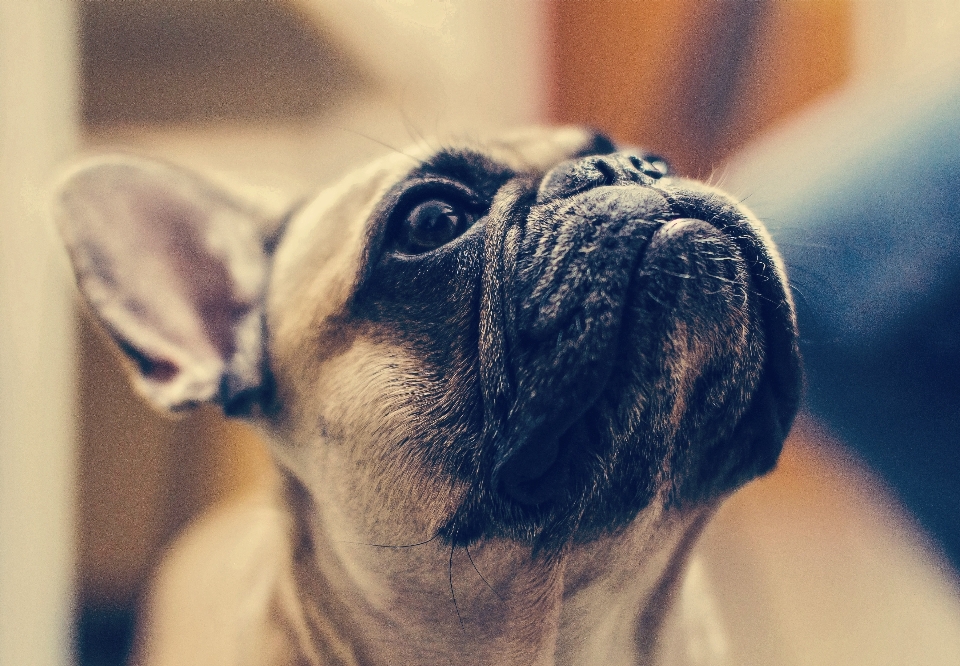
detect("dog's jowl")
[56,127,801,666]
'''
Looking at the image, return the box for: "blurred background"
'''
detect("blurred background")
[2,1,959,665]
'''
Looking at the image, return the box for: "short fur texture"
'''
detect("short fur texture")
[56,127,801,665]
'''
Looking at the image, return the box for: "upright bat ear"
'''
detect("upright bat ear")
[55,156,272,415]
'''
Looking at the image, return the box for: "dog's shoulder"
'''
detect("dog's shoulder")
[132,488,302,666]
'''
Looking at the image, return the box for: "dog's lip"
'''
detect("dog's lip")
[492,232,667,509]
[495,416,601,506]
[493,433,567,505]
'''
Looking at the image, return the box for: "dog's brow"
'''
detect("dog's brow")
[410,148,516,200]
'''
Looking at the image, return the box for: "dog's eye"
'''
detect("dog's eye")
[396,198,475,254]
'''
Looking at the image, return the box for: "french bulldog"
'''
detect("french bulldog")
[55,126,801,666]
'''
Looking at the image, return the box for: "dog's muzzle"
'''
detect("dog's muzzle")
[479,151,801,510]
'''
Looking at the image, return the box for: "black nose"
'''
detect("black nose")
[537,151,669,204]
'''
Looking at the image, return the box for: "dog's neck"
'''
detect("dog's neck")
[275,472,715,666]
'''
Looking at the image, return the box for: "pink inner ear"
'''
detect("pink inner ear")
[138,192,247,362]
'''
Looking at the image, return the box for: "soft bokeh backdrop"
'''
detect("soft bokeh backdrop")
[2,2,960,665]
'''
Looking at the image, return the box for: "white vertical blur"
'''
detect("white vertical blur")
[854,0,960,81]
[0,1,78,665]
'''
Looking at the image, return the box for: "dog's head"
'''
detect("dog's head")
[56,127,801,551]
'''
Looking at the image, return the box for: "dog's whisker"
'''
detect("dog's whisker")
[465,544,506,604]
[340,533,440,549]
[333,126,425,165]
[710,165,732,190]
[399,108,434,155]
[449,544,466,634]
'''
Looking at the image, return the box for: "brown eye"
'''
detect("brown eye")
[399,199,474,254]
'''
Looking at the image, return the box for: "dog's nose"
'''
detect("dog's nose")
[537,151,668,204]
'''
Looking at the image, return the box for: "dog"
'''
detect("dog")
[55,126,803,665]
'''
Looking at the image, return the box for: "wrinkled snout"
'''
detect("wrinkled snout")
[480,152,801,518]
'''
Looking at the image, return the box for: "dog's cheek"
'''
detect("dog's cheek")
[647,233,767,506]
[266,152,429,403]
[355,227,488,480]
[274,339,470,543]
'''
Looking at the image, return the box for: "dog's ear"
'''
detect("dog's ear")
[55,156,271,415]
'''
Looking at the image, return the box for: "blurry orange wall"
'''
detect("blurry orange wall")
[547,0,852,178]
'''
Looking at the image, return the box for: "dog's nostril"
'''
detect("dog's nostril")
[628,154,666,180]
[538,151,667,204]
[594,158,618,185]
